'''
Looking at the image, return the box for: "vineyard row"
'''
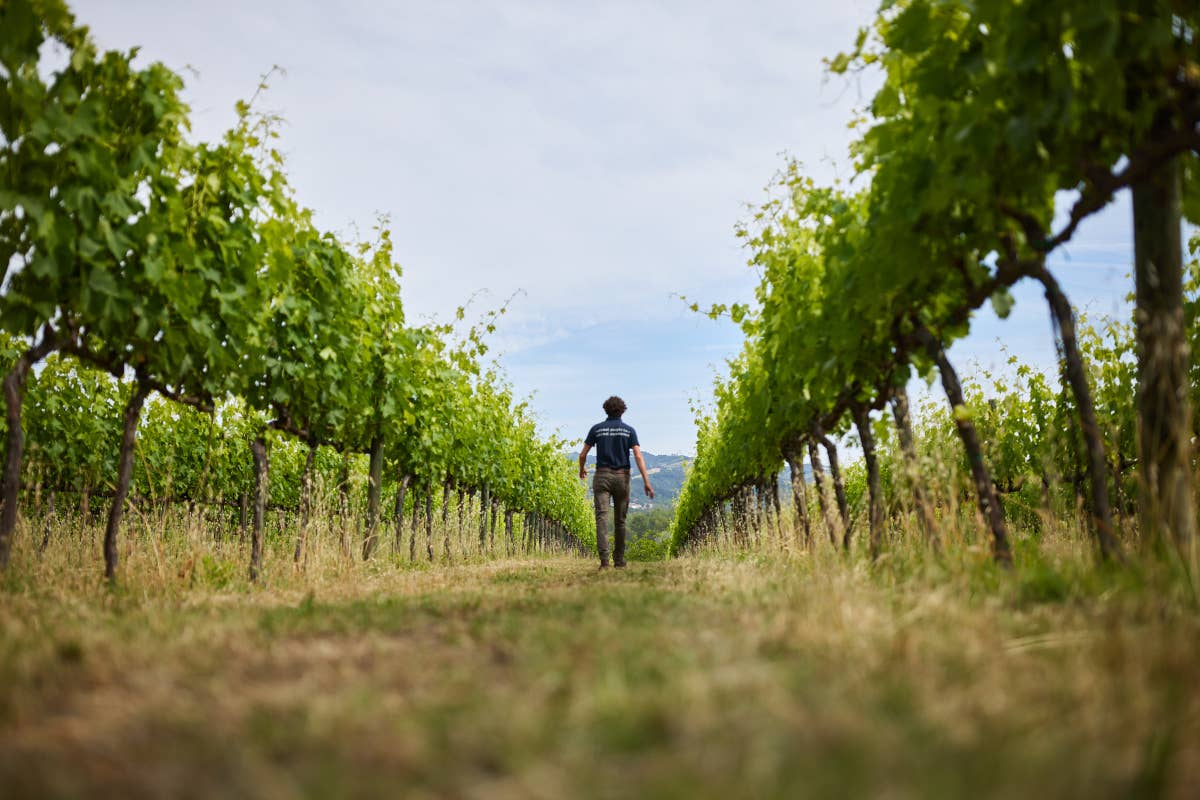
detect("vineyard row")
[0,0,595,581]
[671,0,1200,571]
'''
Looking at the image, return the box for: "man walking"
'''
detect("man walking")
[579,396,654,568]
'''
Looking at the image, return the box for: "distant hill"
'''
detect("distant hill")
[578,452,812,511]
[627,452,692,510]
[580,451,690,509]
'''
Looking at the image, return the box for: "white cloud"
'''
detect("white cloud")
[74,0,879,324]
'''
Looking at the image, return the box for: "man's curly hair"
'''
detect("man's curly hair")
[602,396,627,418]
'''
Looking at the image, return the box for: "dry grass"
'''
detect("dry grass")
[1,512,1198,799]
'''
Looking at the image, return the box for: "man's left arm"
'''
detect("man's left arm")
[632,445,654,498]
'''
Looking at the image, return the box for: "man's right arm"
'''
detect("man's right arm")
[578,443,592,481]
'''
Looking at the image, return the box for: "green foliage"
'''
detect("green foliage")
[625,536,669,562]
[627,506,674,540]
[671,1,1200,556]
[0,0,595,562]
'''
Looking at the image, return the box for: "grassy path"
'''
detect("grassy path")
[1,553,1198,798]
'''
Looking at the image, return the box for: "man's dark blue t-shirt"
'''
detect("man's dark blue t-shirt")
[585,416,639,471]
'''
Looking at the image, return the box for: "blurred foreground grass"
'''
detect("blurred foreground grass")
[1,534,1198,799]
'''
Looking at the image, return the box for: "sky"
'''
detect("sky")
[72,1,1140,455]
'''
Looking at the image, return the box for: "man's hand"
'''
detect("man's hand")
[579,465,588,481]
[644,482,655,499]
